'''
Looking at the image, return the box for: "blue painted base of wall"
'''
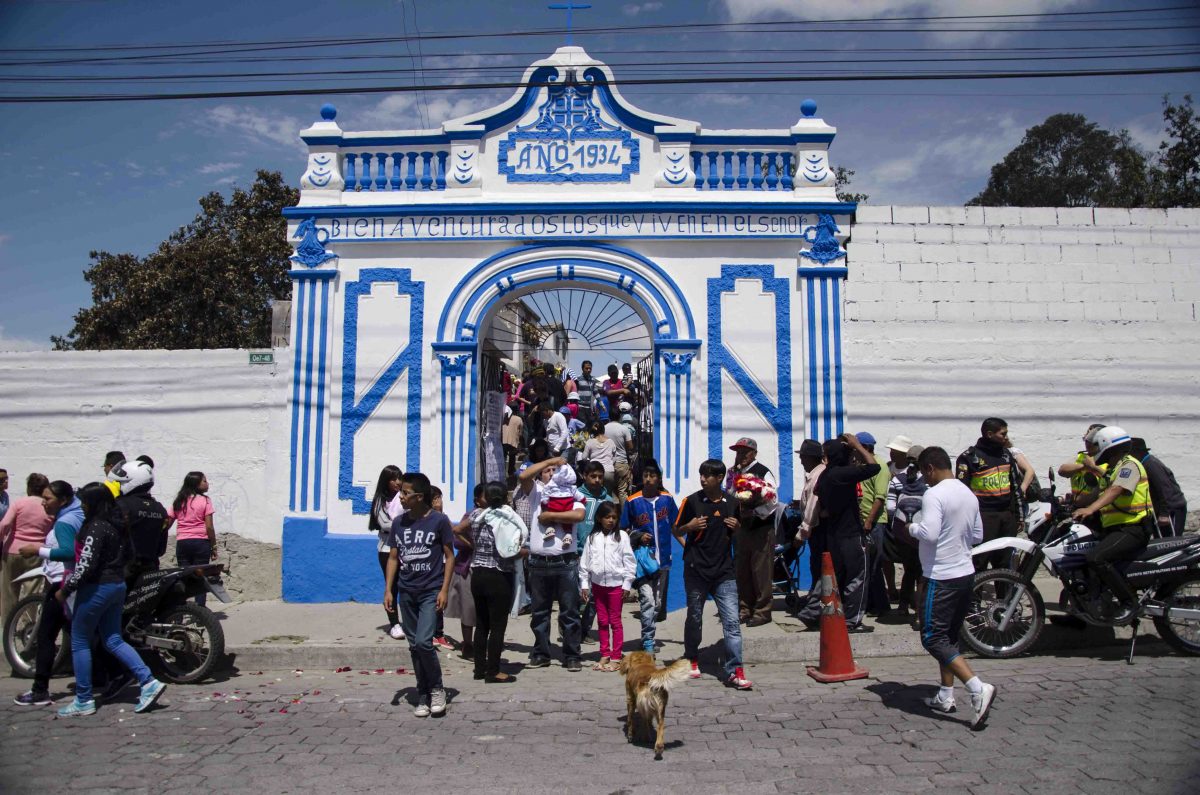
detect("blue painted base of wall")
[282,517,382,603]
[282,520,810,610]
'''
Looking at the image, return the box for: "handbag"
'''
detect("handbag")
[634,544,660,579]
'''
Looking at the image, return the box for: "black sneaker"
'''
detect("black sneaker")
[527,657,551,669]
[14,690,53,707]
[565,659,582,673]
[99,673,133,702]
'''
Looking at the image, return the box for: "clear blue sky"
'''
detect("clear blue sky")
[0,0,1196,349]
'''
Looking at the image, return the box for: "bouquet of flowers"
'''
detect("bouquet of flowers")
[733,474,777,506]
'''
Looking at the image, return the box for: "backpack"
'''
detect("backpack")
[481,506,527,559]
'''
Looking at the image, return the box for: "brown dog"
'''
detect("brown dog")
[617,652,692,759]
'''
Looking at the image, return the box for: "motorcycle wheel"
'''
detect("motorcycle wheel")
[149,603,225,684]
[961,568,1045,659]
[3,594,70,678]
[1153,573,1200,656]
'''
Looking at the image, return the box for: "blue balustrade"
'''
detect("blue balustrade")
[685,149,798,191]
[340,150,450,191]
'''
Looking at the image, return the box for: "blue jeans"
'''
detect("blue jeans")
[682,567,743,678]
[634,573,659,652]
[398,588,442,696]
[527,554,581,662]
[70,582,152,702]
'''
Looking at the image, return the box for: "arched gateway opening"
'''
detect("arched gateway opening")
[431,244,698,506]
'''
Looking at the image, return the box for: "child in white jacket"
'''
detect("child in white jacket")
[578,502,636,670]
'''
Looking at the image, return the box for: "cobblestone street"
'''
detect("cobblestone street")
[1,644,1197,794]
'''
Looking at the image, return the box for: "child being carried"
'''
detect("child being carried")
[542,463,581,547]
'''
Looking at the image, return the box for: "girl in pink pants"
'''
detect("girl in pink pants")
[579,502,636,670]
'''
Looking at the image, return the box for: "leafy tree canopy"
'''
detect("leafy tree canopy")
[968,113,1148,207]
[53,170,298,350]
[969,96,1198,208]
[835,165,869,203]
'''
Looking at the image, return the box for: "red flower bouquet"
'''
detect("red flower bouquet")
[733,474,777,506]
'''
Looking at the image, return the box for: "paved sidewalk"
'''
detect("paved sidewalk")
[2,649,1197,794]
[220,585,1153,670]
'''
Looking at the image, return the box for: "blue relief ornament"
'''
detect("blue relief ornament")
[661,351,695,376]
[436,353,472,377]
[799,213,846,265]
[497,67,639,183]
[290,218,338,269]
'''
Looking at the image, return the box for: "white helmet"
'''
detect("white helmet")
[110,459,154,491]
[1092,426,1131,460]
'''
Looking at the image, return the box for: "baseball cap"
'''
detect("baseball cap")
[618,401,633,412]
[855,431,877,446]
[795,439,822,458]
[886,435,914,454]
[567,391,579,401]
[907,444,925,461]
[730,437,758,451]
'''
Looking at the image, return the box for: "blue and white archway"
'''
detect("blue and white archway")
[431,243,701,503]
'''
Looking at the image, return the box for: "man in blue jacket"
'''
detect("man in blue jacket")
[621,459,679,623]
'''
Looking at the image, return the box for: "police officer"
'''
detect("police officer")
[1057,424,1108,517]
[112,459,169,576]
[1071,426,1153,620]
[956,418,1020,570]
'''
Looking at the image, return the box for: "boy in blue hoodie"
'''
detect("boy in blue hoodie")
[14,480,84,706]
[621,459,679,625]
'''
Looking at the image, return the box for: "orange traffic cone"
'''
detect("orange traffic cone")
[806,551,869,683]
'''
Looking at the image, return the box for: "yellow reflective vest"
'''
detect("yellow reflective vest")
[1069,452,1106,501]
[1099,455,1152,529]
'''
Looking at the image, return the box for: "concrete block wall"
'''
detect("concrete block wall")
[0,350,290,546]
[844,206,1200,504]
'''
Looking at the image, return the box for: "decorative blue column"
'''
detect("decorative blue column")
[431,341,476,504]
[287,218,339,514]
[653,339,702,495]
[799,213,848,442]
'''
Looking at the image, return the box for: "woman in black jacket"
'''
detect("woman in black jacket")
[55,482,166,717]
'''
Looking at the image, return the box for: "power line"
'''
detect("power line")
[2,64,1196,103]
[4,4,1195,53]
[6,48,1196,83]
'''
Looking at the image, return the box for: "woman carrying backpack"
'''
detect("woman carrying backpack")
[56,482,166,717]
[463,481,528,683]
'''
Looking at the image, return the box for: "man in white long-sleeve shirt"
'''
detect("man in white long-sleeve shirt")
[908,446,996,729]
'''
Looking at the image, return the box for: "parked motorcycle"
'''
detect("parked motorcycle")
[3,563,230,683]
[962,471,1200,662]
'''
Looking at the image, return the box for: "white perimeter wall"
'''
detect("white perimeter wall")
[0,350,290,544]
[1,206,1196,548]
[844,206,1200,501]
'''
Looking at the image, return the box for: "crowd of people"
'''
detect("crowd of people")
[0,451,221,716]
[368,412,1188,721]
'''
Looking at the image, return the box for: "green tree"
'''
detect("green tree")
[53,170,298,350]
[967,113,1149,207]
[835,165,869,203]
[1148,94,1200,208]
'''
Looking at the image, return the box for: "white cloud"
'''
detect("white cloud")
[197,161,241,175]
[205,105,306,152]
[719,0,1088,42]
[855,113,1026,202]
[623,2,664,16]
[0,324,47,352]
[357,92,498,130]
[214,175,239,185]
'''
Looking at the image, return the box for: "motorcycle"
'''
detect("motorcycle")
[962,470,1200,662]
[4,563,231,683]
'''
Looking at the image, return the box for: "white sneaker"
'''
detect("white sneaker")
[389,624,405,640]
[561,534,573,547]
[413,701,431,718]
[924,694,956,714]
[543,528,556,539]
[429,688,447,716]
[687,660,701,680]
[970,683,996,728]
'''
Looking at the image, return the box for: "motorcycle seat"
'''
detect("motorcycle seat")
[1135,536,1195,560]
